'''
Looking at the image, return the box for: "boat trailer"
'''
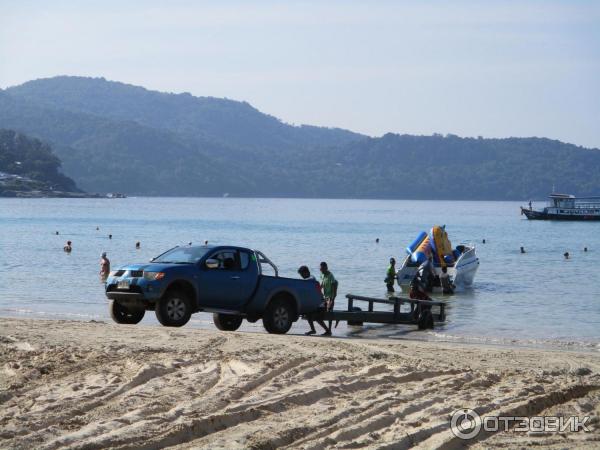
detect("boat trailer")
[308,294,446,330]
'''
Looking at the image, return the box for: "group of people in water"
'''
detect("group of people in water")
[297,250,455,337]
[60,229,141,282]
[386,254,455,300]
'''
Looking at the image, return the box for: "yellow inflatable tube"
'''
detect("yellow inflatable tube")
[431,225,453,267]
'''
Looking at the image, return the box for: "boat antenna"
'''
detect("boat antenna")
[552,183,555,194]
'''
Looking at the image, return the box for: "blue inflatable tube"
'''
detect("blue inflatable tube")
[406,231,427,255]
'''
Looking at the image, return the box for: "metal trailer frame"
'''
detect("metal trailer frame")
[310,294,446,330]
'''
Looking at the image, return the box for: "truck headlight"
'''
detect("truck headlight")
[144,272,165,281]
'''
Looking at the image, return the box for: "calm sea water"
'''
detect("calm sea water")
[1,197,598,350]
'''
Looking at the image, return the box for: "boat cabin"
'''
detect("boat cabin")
[546,194,600,215]
[548,193,575,209]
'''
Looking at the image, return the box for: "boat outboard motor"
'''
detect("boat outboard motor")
[417,259,436,292]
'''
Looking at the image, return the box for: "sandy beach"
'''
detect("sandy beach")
[1,318,599,449]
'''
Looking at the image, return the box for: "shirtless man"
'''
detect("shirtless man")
[100,252,110,281]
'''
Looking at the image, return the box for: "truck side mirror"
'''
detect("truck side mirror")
[205,258,219,269]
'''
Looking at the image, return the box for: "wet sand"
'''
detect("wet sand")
[1,318,599,449]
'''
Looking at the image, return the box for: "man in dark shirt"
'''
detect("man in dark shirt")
[298,266,330,336]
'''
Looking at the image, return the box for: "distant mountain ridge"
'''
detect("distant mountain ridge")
[1,76,599,199]
[6,76,362,156]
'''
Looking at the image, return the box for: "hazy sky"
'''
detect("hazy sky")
[1,1,599,147]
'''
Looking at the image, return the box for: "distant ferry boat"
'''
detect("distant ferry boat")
[521,194,600,221]
[106,192,127,199]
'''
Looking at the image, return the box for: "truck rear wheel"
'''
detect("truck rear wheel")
[263,298,294,334]
[213,313,243,331]
[155,290,192,327]
[109,300,145,324]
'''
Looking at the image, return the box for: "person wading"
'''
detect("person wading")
[385,257,396,293]
[100,252,110,282]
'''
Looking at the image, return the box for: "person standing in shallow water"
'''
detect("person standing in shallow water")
[385,257,396,293]
[100,252,110,281]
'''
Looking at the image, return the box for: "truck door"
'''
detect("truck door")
[198,249,258,309]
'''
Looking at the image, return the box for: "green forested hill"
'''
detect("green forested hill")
[318,133,600,200]
[0,129,79,196]
[6,76,362,158]
[1,76,599,199]
[0,90,254,195]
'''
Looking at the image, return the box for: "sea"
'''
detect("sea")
[1,197,598,351]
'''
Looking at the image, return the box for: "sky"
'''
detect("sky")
[1,0,599,148]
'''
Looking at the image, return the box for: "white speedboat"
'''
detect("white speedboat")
[396,227,479,291]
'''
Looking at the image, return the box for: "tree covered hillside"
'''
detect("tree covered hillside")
[6,76,362,157]
[1,76,599,199]
[0,90,254,195]
[321,134,600,200]
[0,129,79,196]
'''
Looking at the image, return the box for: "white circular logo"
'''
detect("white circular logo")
[450,409,482,440]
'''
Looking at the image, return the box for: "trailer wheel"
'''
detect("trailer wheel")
[348,306,363,326]
[109,300,145,324]
[213,313,243,331]
[155,290,192,327]
[263,298,294,334]
[418,309,434,330]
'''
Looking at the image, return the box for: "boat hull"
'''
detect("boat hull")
[521,207,600,221]
[397,244,479,291]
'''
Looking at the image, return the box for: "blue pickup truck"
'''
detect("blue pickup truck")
[104,245,323,334]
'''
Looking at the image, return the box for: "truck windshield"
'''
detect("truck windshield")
[153,246,210,264]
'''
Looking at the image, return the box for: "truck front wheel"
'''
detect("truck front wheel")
[263,298,294,334]
[213,313,243,331]
[109,300,145,324]
[155,291,192,327]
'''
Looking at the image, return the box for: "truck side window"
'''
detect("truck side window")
[239,251,250,270]
[209,250,240,270]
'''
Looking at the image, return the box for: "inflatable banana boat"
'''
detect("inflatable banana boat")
[398,225,479,290]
